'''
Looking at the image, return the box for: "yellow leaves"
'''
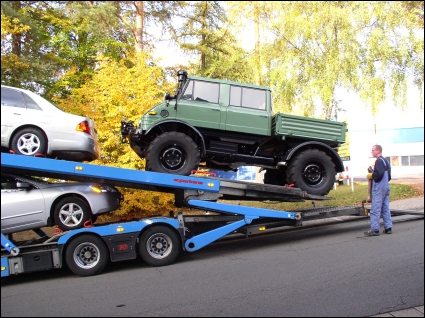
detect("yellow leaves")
[1,12,31,37]
[54,53,177,216]
[1,54,30,72]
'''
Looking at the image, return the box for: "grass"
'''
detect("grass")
[220,181,424,212]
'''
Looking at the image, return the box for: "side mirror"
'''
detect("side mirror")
[17,182,31,189]
[164,93,172,107]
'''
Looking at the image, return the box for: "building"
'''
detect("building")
[346,126,424,177]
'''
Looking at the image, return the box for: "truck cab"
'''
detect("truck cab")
[138,72,271,135]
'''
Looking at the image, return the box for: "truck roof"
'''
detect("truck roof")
[187,75,271,91]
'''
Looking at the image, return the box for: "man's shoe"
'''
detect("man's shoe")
[384,228,392,234]
[364,230,380,236]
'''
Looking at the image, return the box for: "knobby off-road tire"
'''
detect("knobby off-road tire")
[11,127,47,156]
[287,149,336,196]
[65,234,109,277]
[145,132,200,175]
[139,225,181,267]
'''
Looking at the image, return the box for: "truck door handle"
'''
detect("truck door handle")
[260,115,268,118]
[211,108,220,111]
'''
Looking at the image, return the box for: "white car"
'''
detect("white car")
[1,85,100,162]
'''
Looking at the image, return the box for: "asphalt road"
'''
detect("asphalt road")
[1,214,423,317]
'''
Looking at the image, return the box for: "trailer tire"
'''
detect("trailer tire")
[145,132,200,175]
[287,149,336,196]
[65,234,109,277]
[139,225,181,267]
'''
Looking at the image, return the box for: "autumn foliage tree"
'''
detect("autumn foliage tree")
[56,53,181,219]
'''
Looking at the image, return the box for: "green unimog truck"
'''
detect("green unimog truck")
[121,70,346,196]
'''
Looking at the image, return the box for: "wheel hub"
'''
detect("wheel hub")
[302,164,323,184]
[161,147,184,169]
[147,234,172,259]
[18,134,40,155]
[59,203,83,227]
[74,243,100,269]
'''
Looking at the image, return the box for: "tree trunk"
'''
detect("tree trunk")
[135,1,144,53]
[254,2,262,86]
[201,1,208,71]
[11,1,22,57]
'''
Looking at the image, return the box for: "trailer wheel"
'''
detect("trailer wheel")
[139,225,181,267]
[287,149,336,196]
[65,234,109,277]
[145,132,200,175]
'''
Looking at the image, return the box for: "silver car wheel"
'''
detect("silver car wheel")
[59,202,84,227]
[73,242,101,269]
[17,133,41,155]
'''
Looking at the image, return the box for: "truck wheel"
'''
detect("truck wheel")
[11,127,47,156]
[264,169,287,186]
[145,132,200,175]
[287,149,336,196]
[53,197,91,231]
[139,225,181,267]
[65,234,109,277]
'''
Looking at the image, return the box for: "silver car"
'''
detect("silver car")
[1,85,100,162]
[1,172,123,234]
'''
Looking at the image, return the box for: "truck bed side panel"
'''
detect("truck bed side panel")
[272,114,346,143]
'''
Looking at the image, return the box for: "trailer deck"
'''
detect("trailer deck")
[1,153,423,278]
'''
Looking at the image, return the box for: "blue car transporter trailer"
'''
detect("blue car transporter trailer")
[0,153,373,277]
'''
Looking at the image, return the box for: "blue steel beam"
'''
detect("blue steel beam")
[1,153,220,193]
[187,200,297,219]
[184,200,297,252]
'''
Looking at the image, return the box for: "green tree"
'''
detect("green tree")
[226,1,273,85]
[56,53,179,216]
[1,1,67,92]
[173,1,254,81]
[261,1,424,119]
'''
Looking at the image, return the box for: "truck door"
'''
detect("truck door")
[225,85,270,136]
[176,80,221,129]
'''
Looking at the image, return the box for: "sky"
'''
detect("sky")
[336,86,424,131]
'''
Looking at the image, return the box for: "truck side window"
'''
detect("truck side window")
[230,86,266,110]
[230,86,242,106]
[242,88,266,110]
[193,81,219,104]
[181,80,194,100]
[1,87,25,108]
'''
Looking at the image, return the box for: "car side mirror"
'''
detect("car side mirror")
[16,182,31,189]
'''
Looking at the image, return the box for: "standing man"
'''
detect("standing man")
[364,144,393,236]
